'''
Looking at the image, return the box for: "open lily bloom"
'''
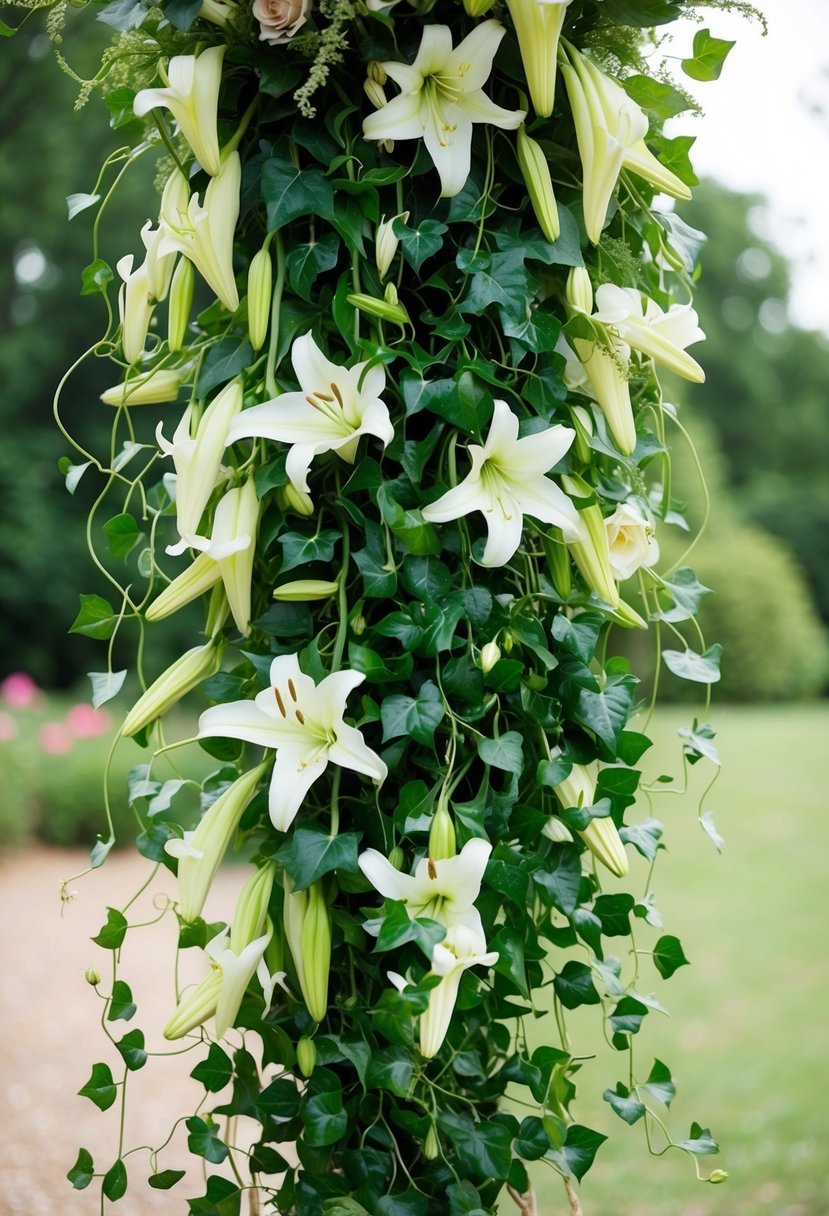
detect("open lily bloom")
[158,152,241,313]
[359,837,493,944]
[157,379,243,554]
[422,399,582,567]
[139,169,191,303]
[506,0,574,117]
[134,46,226,177]
[225,332,394,494]
[363,21,525,198]
[198,653,387,832]
[419,925,499,1058]
[592,284,706,383]
[605,501,659,580]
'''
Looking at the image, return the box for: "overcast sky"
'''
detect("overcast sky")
[663,0,829,333]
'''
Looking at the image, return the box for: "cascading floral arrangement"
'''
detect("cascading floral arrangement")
[8,0,744,1207]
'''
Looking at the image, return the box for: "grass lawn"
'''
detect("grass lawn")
[522,704,829,1216]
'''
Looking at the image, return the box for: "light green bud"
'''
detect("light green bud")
[388,845,406,871]
[569,403,594,464]
[147,553,222,623]
[708,1170,729,1185]
[566,266,594,315]
[273,579,339,602]
[121,641,222,737]
[264,921,284,975]
[167,257,194,352]
[541,529,572,600]
[163,969,223,1040]
[85,967,101,986]
[517,125,560,244]
[480,640,501,673]
[376,212,408,281]
[364,78,388,110]
[300,882,331,1023]
[553,763,628,877]
[526,672,546,691]
[346,291,410,327]
[351,613,367,637]
[423,1125,440,1160]
[247,246,272,352]
[367,60,387,86]
[280,484,314,517]
[429,805,456,862]
[297,1036,317,1077]
[230,862,276,954]
[100,368,182,407]
[560,474,620,609]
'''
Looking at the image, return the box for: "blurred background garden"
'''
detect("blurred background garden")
[1,1,828,1213]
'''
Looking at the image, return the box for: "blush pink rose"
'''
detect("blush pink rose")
[252,0,310,43]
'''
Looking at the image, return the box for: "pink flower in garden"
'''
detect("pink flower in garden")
[0,711,18,742]
[252,0,310,44]
[67,703,111,739]
[39,721,74,755]
[1,672,39,708]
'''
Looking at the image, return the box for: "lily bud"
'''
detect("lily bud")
[85,967,101,986]
[198,0,237,25]
[566,266,594,315]
[247,245,273,352]
[101,368,182,407]
[165,761,270,922]
[121,641,222,737]
[708,1170,729,1185]
[367,60,387,86]
[423,1125,440,1160]
[561,474,621,608]
[116,254,154,365]
[429,805,456,862]
[506,0,573,118]
[517,125,560,243]
[364,78,388,110]
[280,483,315,517]
[163,969,223,1039]
[388,845,405,871]
[542,817,574,843]
[609,599,648,630]
[541,529,572,599]
[167,257,194,352]
[569,403,594,464]
[375,212,408,281]
[231,862,276,953]
[272,579,339,602]
[297,1036,317,1077]
[352,613,367,636]
[480,640,501,673]
[553,763,628,877]
[346,291,410,327]
[147,553,222,622]
[283,879,331,1023]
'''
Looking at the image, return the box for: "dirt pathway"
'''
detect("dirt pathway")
[0,847,254,1216]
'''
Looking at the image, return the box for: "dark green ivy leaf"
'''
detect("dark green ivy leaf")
[544,1123,607,1181]
[78,1062,118,1111]
[148,1169,187,1190]
[286,232,340,301]
[603,1083,646,1125]
[190,1043,233,1093]
[301,1090,348,1147]
[67,1148,94,1190]
[115,1028,147,1071]
[186,1116,229,1165]
[262,157,335,230]
[437,1111,513,1181]
[553,961,601,1010]
[366,1047,414,1096]
[279,529,341,573]
[477,731,524,776]
[393,217,447,272]
[276,825,361,892]
[642,1058,676,1107]
[102,1158,128,1202]
[196,339,252,396]
[107,980,136,1022]
[381,681,445,746]
[91,907,127,950]
[653,934,690,979]
[677,1123,720,1155]
[69,594,119,641]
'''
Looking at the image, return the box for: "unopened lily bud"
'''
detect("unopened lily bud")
[165,761,270,922]
[163,969,223,1039]
[708,1170,729,1185]
[273,579,339,602]
[375,213,408,281]
[379,138,395,155]
[264,919,284,975]
[352,613,367,636]
[569,403,593,464]
[364,78,388,110]
[429,805,456,862]
[346,291,410,327]
[388,845,405,871]
[297,1036,317,1077]
[553,763,628,877]
[167,257,194,352]
[423,1124,440,1160]
[101,368,183,407]
[517,125,560,243]
[566,266,594,315]
[121,641,222,737]
[280,483,314,517]
[561,474,620,609]
[480,640,501,673]
[367,60,387,86]
[85,967,101,986]
[502,631,514,654]
[198,0,237,25]
[147,553,223,622]
[231,862,276,953]
[542,817,574,843]
[541,530,572,599]
[247,245,273,352]
[610,599,648,630]
[300,882,331,1023]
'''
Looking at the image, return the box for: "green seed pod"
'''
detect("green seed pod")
[296,1036,317,1077]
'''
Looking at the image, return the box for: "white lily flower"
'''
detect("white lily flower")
[140,170,191,303]
[358,837,493,947]
[363,21,525,198]
[156,378,243,555]
[116,254,154,365]
[133,46,226,177]
[421,399,583,567]
[158,152,241,313]
[198,653,387,832]
[420,925,499,1058]
[592,284,705,383]
[225,332,394,494]
[605,501,659,580]
[560,42,691,244]
[505,0,574,118]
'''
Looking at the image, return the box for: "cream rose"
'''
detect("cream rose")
[605,502,659,581]
[253,0,310,43]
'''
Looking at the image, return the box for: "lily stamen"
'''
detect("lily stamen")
[288,678,298,701]
[274,687,287,717]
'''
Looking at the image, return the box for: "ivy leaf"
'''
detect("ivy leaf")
[69,594,119,641]
[603,1083,646,1125]
[148,1170,186,1190]
[662,644,722,684]
[437,1111,513,1181]
[67,192,100,220]
[92,907,128,950]
[102,1159,128,1202]
[553,961,601,1009]
[373,900,446,958]
[458,248,534,322]
[700,810,725,853]
[477,731,524,776]
[381,681,445,746]
[186,1176,242,1214]
[301,1090,348,1146]
[196,338,253,396]
[678,720,720,765]
[115,1029,147,1071]
[366,1047,414,1096]
[642,1058,676,1107]
[654,567,712,622]
[491,924,528,997]
[107,980,136,1022]
[67,1148,94,1190]
[622,74,693,119]
[191,1043,234,1093]
[186,1116,229,1164]
[572,674,637,752]
[653,934,690,979]
[393,217,447,272]
[87,669,127,708]
[533,846,581,915]
[546,1123,608,1181]
[677,1123,720,1155]
[279,528,340,573]
[619,818,664,862]
[262,157,335,230]
[80,258,113,295]
[681,28,735,82]
[552,611,604,664]
[286,231,340,301]
[276,825,361,891]
[78,1063,117,1111]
